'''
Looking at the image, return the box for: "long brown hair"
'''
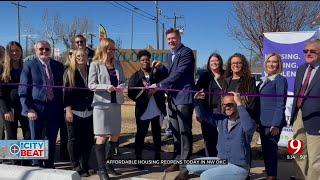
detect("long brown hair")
[206,52,225,77]
[64,49,87,87]
[1,41,23,82]
[225,53,252,93]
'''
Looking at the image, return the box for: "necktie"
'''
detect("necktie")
[171,54,175,62]
[43,63,54,101]
[297,66,314,108]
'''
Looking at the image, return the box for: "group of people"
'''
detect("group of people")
[0,27,319,180]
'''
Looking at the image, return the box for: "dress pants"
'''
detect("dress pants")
[201,121,218,157]
[4,110,30,140]
[293,109,320,180]
[66,114,93,170]
[28,101,63,168]
[259,126,281,177]
[135,116,161,157]
[168,100,193,170]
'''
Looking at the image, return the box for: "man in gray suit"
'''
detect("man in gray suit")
[290,39,320,180]
[150,28,195,179]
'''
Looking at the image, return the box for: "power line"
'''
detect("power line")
[109,1,152,23]
[124,1,155,19]
[112,1,155,21]
[109,1,135,16]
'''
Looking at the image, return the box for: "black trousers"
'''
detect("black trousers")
[3,109,31,166]
[4,110,30,140]
[66,114,94,170]
[0,115,4,140]
[201,120,218,157]
[59,115,68,159]
[168,101,193,170]
[135,116,161,157]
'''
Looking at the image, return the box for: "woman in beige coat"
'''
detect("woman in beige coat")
[88,38,126,180]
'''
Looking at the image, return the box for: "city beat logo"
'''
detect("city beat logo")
[288,140,303,155]
[9,141,46,158]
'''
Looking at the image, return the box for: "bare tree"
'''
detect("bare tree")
[115,37,123,49]
[42,9,59,58]
[55,16,93,49]
[228,1,320,57]
[22,21,39,57]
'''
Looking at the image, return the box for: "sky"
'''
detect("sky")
[0,1,246,68]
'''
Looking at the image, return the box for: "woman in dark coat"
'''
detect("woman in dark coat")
[0,41,30,165]
[128,50,168,169]
[194,53,225,157]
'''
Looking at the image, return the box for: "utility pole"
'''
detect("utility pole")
[11,2,27,44]
[131,12,134,49]
[167,13,184,29]
[162,23,165,50]
[249,46,253,68]
[155,1,159,50]
[25,35,29,57]
[88,33,96,49]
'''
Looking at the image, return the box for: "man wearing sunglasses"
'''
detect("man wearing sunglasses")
[290,39,320,180]
[74,34,94,64]
[19,40,64,169]
[175,92,256,180]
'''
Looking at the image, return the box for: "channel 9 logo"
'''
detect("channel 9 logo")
[288,140,304,155]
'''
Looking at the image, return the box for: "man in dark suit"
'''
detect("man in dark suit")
[290,39,320,180]
[19,40,64,168]
[149,28,195,178]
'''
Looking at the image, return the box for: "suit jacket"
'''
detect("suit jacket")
[128,69,168,119]
[18,57,64,116]
[258,74,287,128]
[290,63,320,135]
[63,66,94,111]
[196,70,225,112]
[159,44,195,105]
[88,60,126,108]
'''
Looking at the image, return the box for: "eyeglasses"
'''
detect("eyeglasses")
[107,48,117,52]
[303,49,318,54]
[140,58,150,62]
[75,40,84,44]
[223,103,235,108]
[231,62,243,65]
[38,48,50,52]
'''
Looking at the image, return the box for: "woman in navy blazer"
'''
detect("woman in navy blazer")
[258,53,287,180]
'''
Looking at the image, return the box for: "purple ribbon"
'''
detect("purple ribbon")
[1,82,320,99]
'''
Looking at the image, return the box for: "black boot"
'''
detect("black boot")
[155,152,161,160]
[95,144,110,180]
[106,141,121,175]
[97,170,110,180]
[135,154,145,170]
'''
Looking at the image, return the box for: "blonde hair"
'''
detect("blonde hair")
[65,48,75,67]
[93,38,115,65]
[1,41,23,83]
[64,49,87,87]
[264,53,283,76]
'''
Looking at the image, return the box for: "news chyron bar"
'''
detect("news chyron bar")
[106,159,228,165]
[0,140,48,159]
